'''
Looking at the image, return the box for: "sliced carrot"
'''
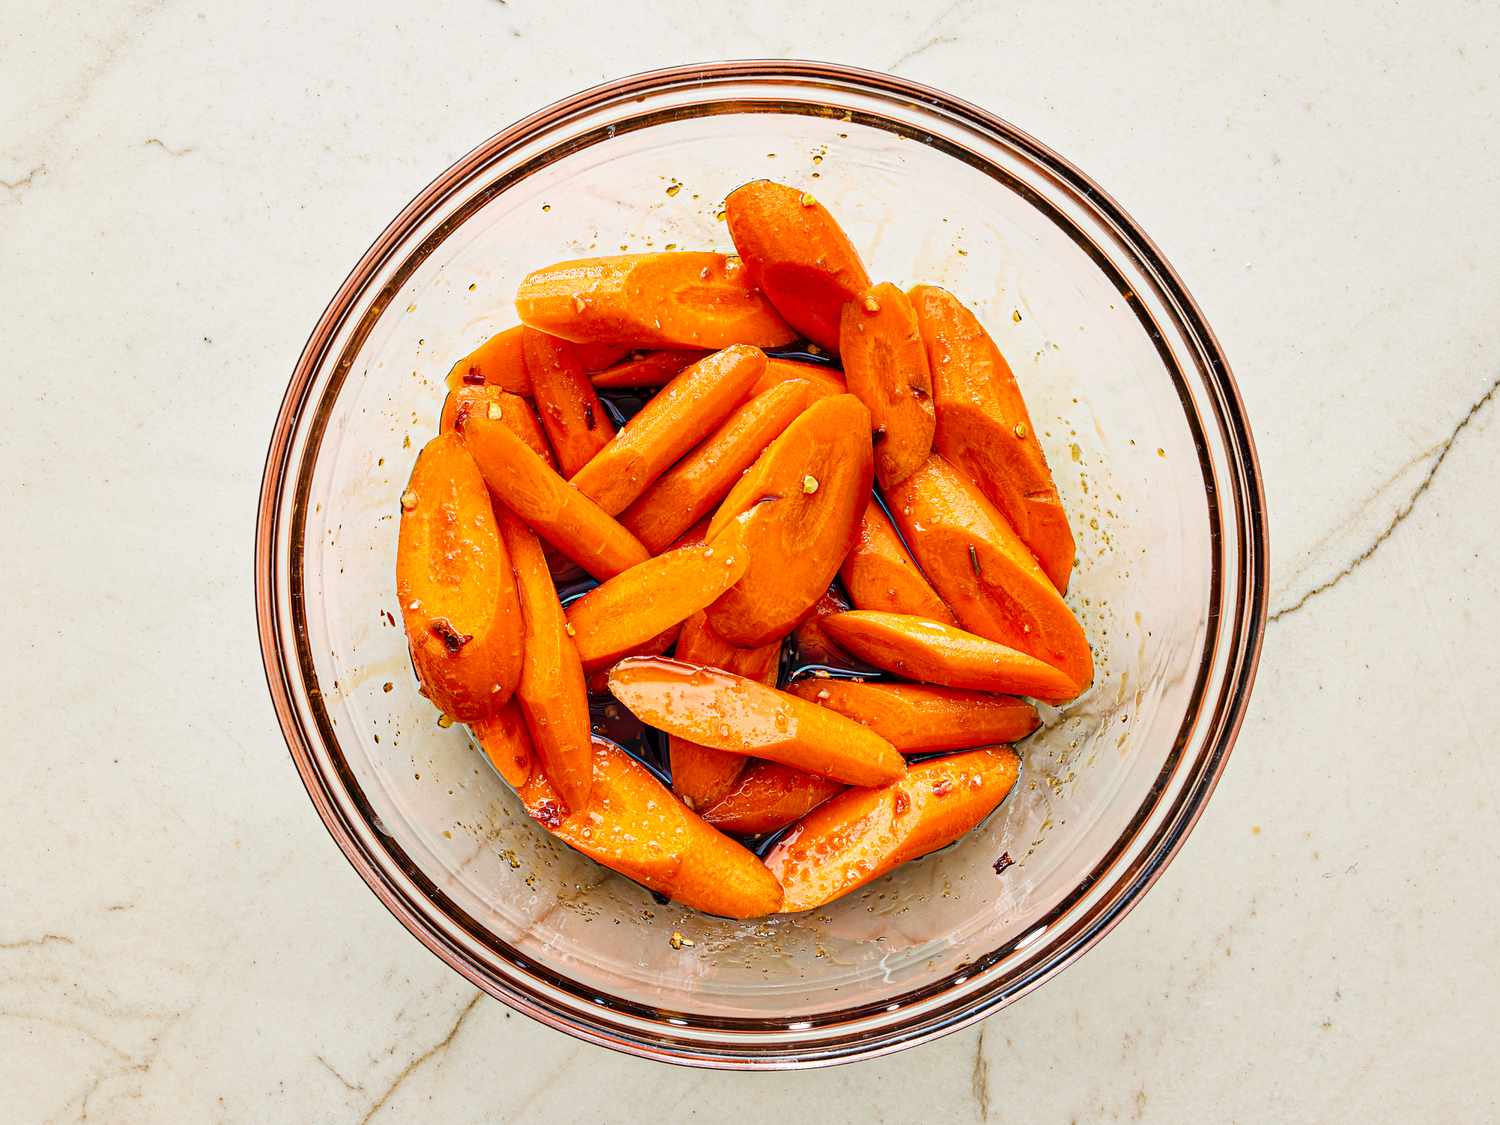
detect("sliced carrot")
[570,345,767,515]
[765,748,1020,911]
[583,626,679,694]
[839,282,936,488]
[445,324,530,394]
[785,680,1038,752]
[790,588,860,669]
[700,762,845,836]
[439,385,557,468]
[608,656,904,786]
[572,341,632,371]
[590,349,710,389]
[395,434,524,719]
[910,285,1075,592]
[819,611,1079,703]
[564,512,753,672]
[703,394,874,646]
[458,408,649,580]
[839,498,956,623]
[724,180,870,351]
[619,378,812,554]
[519,735,784,918]
[516,252,796,349]
[468,702,534,788]
[496,507,593,812]
[884,455,1091,690]
[747,357,847,400]
[521,329,616,477]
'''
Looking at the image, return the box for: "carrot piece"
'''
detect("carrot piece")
[884,455,1092,690]
[590,349,710,389]
[790,587,861,669]
[519,735,784,918]
[724,180,871,351]
[496,507,593,812]
[572,341,632,371]
[785,680,1038,752]
[445,325,530,394]
[819,611,1079,703]
[521,329,616,477]
[516,252,796,349]
[608,656,905,786]
[839,282,936,488]
[839,498,956,624]
[910,285,1075,592]
[765,748,1020,911]
[583,626,679,694]
[747,357,847,400]
[439,385,557,467]
[570,345,767,515]
[458,408,649,580]
[468,701,534,788]
[395,434,524,719]
[564,512,753,672]
[703,394,874,646]
[619,378,812,554]
[668,611,781,811]
[700,762,845,836]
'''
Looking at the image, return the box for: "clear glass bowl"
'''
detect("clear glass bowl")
[256,61,1267,1068]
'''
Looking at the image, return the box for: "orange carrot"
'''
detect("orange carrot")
[590,349,709,389]
[395,434,524,719]
[468,702,534,788]
[839,498,956,623]
[703,394,874,646]
[790,588,860,669]
[619,378,812,554]
[819,611,1079,703]
[784,680,1038,752]
[700,762,845,836]
[747,357,847,400]
[724,180,870,351]
[765,748,1019,911]
[910,285,1075,592]
[522,328,616,477]
[572,341,632,371]
[516,252,796,349]
[582,625,679,694]
[445,325,530,394]
[608,656,905,786]
[496,507,593,812]
[839,282,936,488]
[519,735,784,918]
[458,408,649,580]
[570,345,766,515]
[439,385,557,468]
[884,455,1092,691]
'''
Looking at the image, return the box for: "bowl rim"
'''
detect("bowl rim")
[256,58,1268,1068]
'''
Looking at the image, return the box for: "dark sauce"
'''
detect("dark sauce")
[764,342,841,369]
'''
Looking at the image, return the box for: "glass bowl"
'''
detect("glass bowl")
[256,61,1267,1068]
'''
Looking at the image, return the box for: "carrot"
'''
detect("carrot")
[516,252,796,349]
[790,588,860,669]
[724,180,870,351]
[496,507,593,812]
[570,345,767,515]
[439,385,556,467]
[819,611,1079,703]
[784,680,1038,752]
[619,378,812,554]
[521,328,616,477]
[884,455,1092,691]
[910,285,1075,592]
[700,762,845,836]
[839,498,956,623]
[747,357,847,400]
[608,656,904,787]
[765,748,1020,911]
[564,512,753,672]
[395,434,524,719]
[590,349,709,389]
[703,394,874,646]
[519,735,784,918]
[468,702,534,788]
[445,325,530,394]
[457,408,649,580]
[840,282,936,488]
[572,341,632,371]
[582,625,679,694]
[668,611,781,811]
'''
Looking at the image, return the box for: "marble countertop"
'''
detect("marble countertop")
[5,1,1498,1120]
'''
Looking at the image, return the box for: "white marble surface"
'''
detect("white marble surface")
[4,1,1498,1120]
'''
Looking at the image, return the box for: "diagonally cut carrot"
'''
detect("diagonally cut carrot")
[396,434,524,719]
[516,252,795,349]
[590,350,710,389]
[608,656,904,787]
[522,329,616,477]
[570,345,767,515]
[790,587,861,670]
[839,282,936,488]
[572,341,632,371]
[839,498,956,624]
[458,408,649,580]
[784,680,1038,752]
[445,325,530,394]
[439,385,556,468]
[747,357,847,400]
[699,762,845,836]
[468,701,534,788]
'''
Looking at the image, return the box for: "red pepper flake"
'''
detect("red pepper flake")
[932,779,955,798]
[871,426,888,444]
[583,402,597,430]
[454,401,472,431]
[992,852,1015,875]
[429,617,473,653]
[463,366,485,385]
[892,790,910,815]
[531,800,564,829]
